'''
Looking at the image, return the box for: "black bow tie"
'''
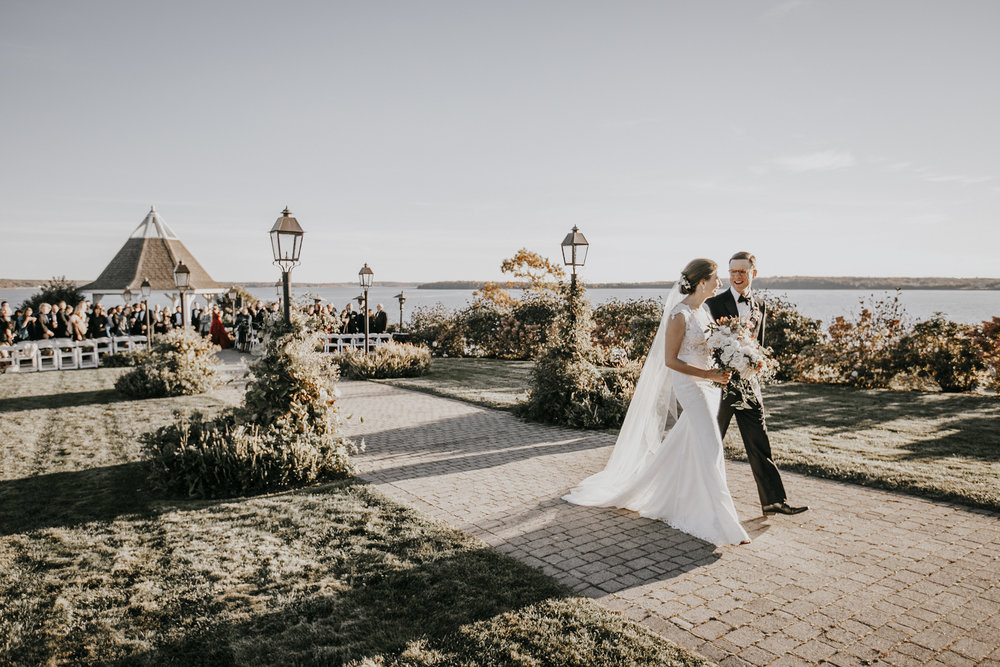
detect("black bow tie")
[737,294,750,304]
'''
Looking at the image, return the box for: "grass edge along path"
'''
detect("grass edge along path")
[378,357,1000,512]
[0,368,708,666]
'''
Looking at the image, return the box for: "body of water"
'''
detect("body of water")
[2,286,999,326]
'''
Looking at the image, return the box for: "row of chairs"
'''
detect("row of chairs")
[322,333,394,354]
[0,336,148,373]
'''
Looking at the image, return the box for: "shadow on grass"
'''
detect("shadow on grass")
[0,462,157,535]
[0,388,135,414]
[111,547,571,667]
[767,383,1000,462]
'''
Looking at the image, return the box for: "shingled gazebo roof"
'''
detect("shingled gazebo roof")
[81,207,223,294]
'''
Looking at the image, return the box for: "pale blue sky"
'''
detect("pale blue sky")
[2,1,998,283]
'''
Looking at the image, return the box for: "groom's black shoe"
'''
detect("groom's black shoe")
[763,502,808,515]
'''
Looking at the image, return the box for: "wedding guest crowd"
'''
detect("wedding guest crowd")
[3,295,393,353]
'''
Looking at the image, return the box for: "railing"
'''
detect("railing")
[0,336,147,373]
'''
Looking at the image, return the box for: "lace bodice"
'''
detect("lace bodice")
[669,303,712,368]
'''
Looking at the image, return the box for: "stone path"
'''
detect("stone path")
[338,381,1000,666]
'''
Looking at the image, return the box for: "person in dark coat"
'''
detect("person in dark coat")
[705,251,807,517]
[372,304,388,334]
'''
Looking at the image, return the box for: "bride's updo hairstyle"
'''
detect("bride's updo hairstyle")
[679,258,717,294]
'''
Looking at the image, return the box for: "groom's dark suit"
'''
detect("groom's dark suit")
[705,288,787,508]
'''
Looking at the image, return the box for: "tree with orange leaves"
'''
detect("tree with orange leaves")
[474,248,566,307]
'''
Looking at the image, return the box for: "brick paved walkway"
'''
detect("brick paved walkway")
[339,381,1000,666]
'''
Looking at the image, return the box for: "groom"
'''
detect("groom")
[706,251,808,516]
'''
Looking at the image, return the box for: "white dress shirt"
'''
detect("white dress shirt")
[730,286,753,319]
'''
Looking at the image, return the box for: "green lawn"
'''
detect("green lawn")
[0,368,706,666]
[381,358,1000,511]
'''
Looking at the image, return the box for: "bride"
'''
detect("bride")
[563,258,750,546]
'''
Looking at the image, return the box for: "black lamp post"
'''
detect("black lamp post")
[140,277,152,350]
[560,225,589,293]
[269,207,304,323]
[174,262,191,328]
[358,263,374,354]
[394,291,406,331]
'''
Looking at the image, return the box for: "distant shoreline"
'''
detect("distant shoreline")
[3,277,1000,291]
[414,277,1000,291]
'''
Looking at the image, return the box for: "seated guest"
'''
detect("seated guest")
[171,305,184,329]
[16,307,35,342]
[32,303,56,340]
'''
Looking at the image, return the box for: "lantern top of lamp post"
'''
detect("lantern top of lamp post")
[173,261,191,289]
[561,225,588,249]
[140,276,152,297]
[270,207,304,234]
[358,263,374,289]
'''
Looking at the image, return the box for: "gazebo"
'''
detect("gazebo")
[81,206,224,305]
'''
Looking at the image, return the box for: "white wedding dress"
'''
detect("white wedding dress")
[563,299,749,546]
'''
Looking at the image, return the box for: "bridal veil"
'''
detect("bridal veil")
[563,285,685,505]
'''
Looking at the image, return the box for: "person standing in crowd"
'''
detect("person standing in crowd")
[55,301,71,338]
[340,303,354,333]
[191,300,203,333]
[0,301,13,345]
[373,304,388,334]
[89,304,109,338]
[68,302,88,341]
[32,303,56,340]
[209,306,232,349]
[171,305,184,329]
[252,301,266,331]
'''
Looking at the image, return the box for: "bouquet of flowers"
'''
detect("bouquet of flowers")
[705,316,779,409]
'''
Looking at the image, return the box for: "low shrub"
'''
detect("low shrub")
[591,298,662,361]
[114,328,219,398]
[978,317,1000,390]
[819,291,909,388]
[99,350,145,368]
[143,316,359,498]
[143,411,357,498]
[334,342,432,379]
[408,303,466,357]
[892,315,990,392]
[759,291,826,382]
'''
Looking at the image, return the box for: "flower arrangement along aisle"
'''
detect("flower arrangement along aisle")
[706,316,779,409]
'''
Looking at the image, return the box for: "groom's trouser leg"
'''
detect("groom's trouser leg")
[718,398,786,507]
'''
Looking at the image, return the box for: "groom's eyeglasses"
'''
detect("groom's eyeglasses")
[729,270,750,276]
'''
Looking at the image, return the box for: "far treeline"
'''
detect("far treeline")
[418,277,1000,291]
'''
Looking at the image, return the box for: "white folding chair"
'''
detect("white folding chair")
[93,337,113,357]
[11,342,39,372]
[130,335,148,350]
[57,341,80,370]
[35,340,59,371]
[0,345,14,373]
[323,334,337,354]
[112,336,132,354]
[77,340,99,368]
